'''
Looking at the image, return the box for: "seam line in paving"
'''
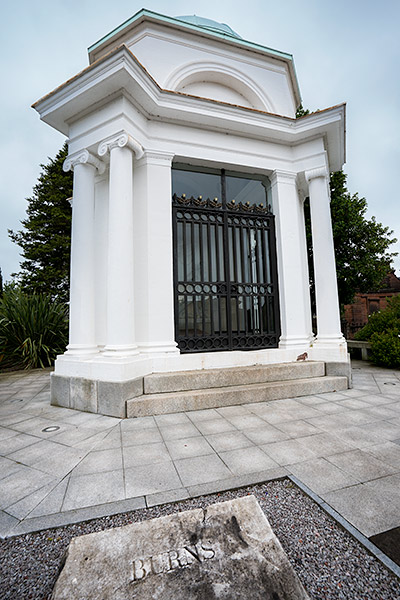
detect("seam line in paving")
[1,469,289,538]
[153,414,189,490]
[120,423,129,500]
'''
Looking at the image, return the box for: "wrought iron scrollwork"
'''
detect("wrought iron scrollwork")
[226,199,272,214]
[173,194,222,209]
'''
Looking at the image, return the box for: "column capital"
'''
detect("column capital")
[98,132,144,160]
[270,170,298,185]
[305,166,329,183]
[63,149,105,174]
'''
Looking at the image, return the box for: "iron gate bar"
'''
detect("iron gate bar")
[172,168,280,353]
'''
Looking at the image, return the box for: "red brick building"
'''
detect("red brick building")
[343,271,400,339]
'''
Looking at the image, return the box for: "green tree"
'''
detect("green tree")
[9,144,72,302]
[330,170,397,306]
[305,170,397,308]
[296,104,310,118]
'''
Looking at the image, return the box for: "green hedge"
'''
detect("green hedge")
[355,295,400,368]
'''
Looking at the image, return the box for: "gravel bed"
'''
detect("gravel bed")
[0,479,399,600]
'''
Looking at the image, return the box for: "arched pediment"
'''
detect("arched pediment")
[165,62,275,112]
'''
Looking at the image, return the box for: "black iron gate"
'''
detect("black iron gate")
[172,168,280,353]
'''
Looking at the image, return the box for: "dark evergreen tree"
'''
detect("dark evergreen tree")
[295,104,310,118]
[9,144,73,302]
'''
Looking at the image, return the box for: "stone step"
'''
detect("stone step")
[127,374,347,418]
[144,361,325,395]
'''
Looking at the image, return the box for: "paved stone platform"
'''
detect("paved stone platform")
[1,361,400,540]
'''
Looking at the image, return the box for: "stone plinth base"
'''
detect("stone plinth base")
[51,359,351,418]
[51,374,143,418]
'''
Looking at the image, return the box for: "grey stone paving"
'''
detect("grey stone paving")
[1,361,400,540]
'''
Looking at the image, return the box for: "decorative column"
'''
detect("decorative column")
[98,133,143,356]
[63,150,104,355]
[133,151,178,354]
[305,167,344,345]
[271,170,313,348]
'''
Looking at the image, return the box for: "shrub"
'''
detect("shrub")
[355,295,400,341]
[0,287,68,370]
[354,295,400,368]
[370,331,400,368]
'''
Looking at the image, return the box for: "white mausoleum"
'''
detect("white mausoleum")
[33,9,349,417]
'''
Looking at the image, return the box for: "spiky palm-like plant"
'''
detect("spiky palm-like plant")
[0,287,68,370]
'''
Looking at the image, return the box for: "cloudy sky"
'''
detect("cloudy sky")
[1,0,399,282]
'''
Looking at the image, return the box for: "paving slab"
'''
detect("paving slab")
[364,441,400,469]
[0,510,18,538]
[243,424,289,444]
[288,457,359,495]
[188,408,223,421]
[205,431,254,452]
[165,436,214,460]
[194,418,236,435]
[261,438,317,466]
[1,361,400,542]
[322,480,400,538]
[29,477,70,517]
[218,446,279,475]
[0,432,41,455]
[326,448,397,482]
[222,413,267,429]
[0,465,55,510]
[62,470,125,511]
[121,427,163,447]
[123,442,171,466]
[174,453,232,487]
[159,422,201,441]
[124,462,182,497]
[5,481,59,519]
[297,432,354,457]
[275,419,322,438]
[72,447,123,476]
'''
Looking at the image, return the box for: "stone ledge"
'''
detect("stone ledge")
[127,375,348,418]
[144,361,325,394]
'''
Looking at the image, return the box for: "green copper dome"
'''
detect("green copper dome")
[175,15,242,39]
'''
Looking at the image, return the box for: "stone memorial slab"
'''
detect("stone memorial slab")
[51,495,309,599]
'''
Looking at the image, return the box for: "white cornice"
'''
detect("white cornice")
[33,46,345,171]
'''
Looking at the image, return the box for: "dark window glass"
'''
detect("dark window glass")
[226,176,266,205]
[172,170,221,200]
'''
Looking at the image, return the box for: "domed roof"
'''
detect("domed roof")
[175,15,242,39]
